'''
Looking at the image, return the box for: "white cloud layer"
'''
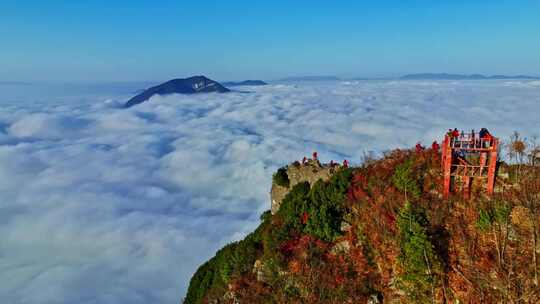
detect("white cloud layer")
[0,80,539,303]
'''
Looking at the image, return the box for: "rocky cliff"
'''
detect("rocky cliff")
[270,159,334,214]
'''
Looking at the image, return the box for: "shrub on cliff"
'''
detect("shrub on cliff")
[273,166,290,188]
[264,181,311,263]
[305,168,353,241]
[273,168,353,245]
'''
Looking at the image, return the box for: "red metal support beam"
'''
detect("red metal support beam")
[441,136,448,170]
[463,176,471,200]
[443,136,453,199]
[486,138,498,196]
[479,152,487,174]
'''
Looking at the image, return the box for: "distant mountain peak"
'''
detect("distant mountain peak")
[124,76,229,108]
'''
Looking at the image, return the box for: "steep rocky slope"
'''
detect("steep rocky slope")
[184,147,540,303]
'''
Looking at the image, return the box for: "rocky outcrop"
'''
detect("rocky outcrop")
[270,159,335,214]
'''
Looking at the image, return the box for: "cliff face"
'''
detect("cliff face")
[184,148,540,304]
[270,159,334,214]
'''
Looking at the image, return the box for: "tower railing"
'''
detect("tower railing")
[448,133,494,151]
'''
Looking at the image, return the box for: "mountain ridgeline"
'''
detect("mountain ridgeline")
[184,147,540,303]
[123,74,539,108]
[222,80,267,87]
[401,73,540,80]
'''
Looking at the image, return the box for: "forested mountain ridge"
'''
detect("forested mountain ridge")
[184,141,540,303]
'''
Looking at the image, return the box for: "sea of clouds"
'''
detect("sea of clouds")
[1,80,539,303]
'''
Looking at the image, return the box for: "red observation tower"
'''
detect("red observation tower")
[441,130,499,199]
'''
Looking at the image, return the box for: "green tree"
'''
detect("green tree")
[397,202,441,303]
[393,158,420,200]
[184,220,266,304]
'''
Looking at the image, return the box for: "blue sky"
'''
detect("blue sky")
[1,0,539,82]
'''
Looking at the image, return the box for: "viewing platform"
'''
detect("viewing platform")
[441,130,498,199]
